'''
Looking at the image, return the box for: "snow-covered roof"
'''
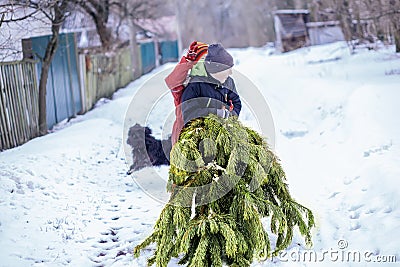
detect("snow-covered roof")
[306,21,341,28]
[274,9,309,15]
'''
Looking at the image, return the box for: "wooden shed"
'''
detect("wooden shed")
[274,10,310,52]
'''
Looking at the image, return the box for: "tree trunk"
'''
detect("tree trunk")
[393,24,400,52]
[38,1,69,135]
[388,0,400,52]
[335,0,355,52]
[38,23,62,135]
[130,22,141,79]
[93,16,112,49]
[79,1,113,50]
[0,13,5,28]
[353,1,363,40]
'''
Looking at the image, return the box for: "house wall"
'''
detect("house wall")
[0,9,51,61]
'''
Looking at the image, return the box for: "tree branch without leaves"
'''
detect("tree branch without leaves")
[0,13,4,27]
[359,9,400,20]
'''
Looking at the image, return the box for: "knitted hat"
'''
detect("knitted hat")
[205,44,234,74]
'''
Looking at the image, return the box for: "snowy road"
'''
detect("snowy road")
[1,42,400,266]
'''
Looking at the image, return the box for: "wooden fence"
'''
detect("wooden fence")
[0,40,178,151]
[0,60,39,151]
[80,46,134,112]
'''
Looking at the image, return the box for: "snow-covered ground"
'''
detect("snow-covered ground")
[1,42,399,266]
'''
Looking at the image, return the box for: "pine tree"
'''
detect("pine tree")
[134,114,314,267]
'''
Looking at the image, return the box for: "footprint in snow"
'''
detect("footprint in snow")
[280,129,308,139]
[350,222,361,231]
[383,206,392,213]
[349,210,360,219]
[27,181,34,190]
[364,208,376,214]
[101,229,117,236]
[343,176,360,185]
[348,204,363,211]
[328,192,340,199]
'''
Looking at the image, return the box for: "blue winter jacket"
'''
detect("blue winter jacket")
[181,74,242,125]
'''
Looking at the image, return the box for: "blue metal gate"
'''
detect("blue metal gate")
[159,40,179,64]
[140,42,156,74]
[30,32,82,129]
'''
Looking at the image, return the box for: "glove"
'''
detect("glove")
[217,108,230,119]
[185,41,208,62]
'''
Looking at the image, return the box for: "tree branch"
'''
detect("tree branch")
[360,9,400,20]
[1,9,40,23]
[0,13,4,27]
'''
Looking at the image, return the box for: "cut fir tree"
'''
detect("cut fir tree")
[134,114,314,267]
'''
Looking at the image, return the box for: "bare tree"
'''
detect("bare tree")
[306,0,400,51]
[72,0,164,78]
[75,0,113,49]
[95,0,400,52]
[73,0,164,50]
[0,12,13,59]
[112,0,165,77]
[2,0,75,135]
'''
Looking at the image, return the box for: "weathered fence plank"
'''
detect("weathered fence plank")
[0,70,11,149]
[0,61,39,151]
[79,46,134,113]
[2,65,18,147]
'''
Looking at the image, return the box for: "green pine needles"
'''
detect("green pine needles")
[134,114,315,267]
